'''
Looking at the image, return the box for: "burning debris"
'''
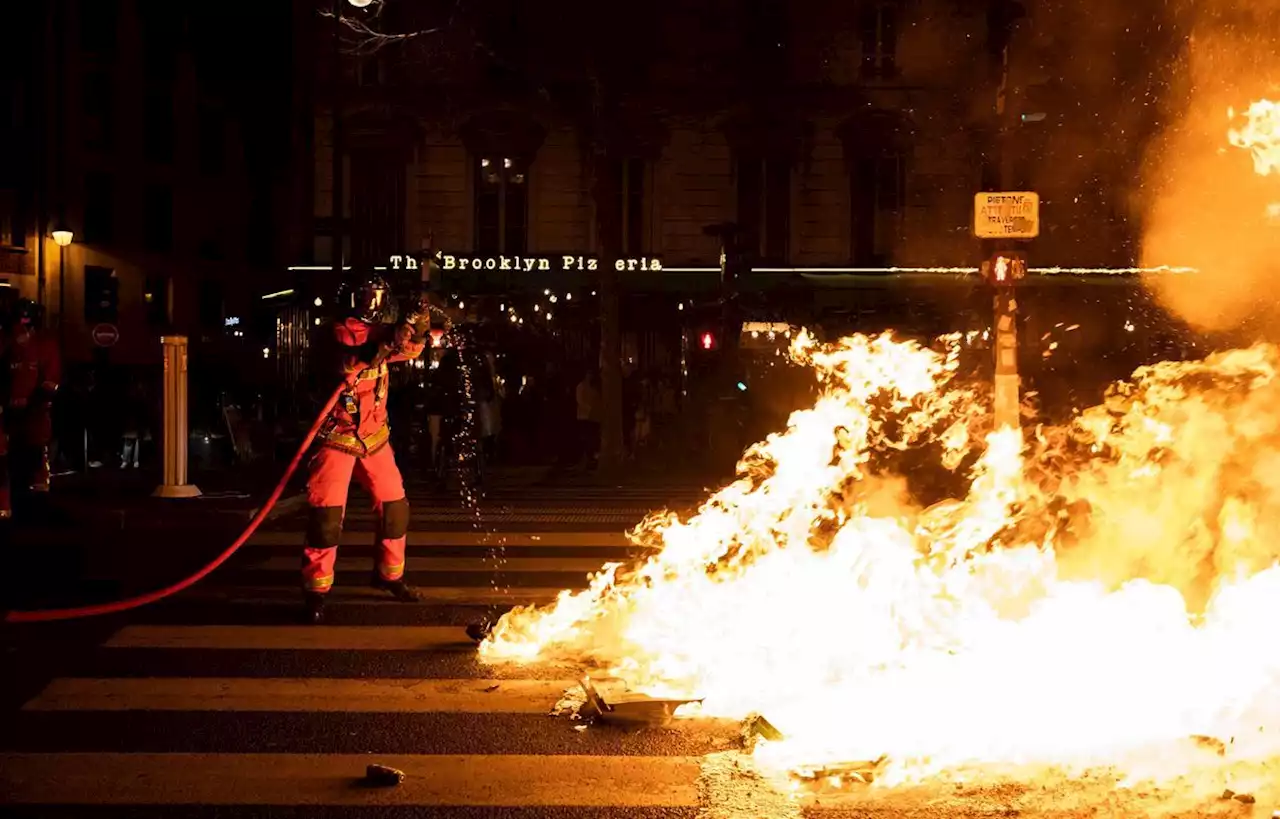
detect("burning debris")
[478,325,1280,797]
[578,677,702,727]
[476,230,1280,803]
[363,93,1280,816]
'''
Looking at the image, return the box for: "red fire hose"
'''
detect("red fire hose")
[3,379,351,624]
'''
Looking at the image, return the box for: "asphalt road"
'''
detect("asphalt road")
[2,480,1266,818]
[0,481,749,818]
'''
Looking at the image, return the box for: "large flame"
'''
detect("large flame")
[1229,100,1280,178]
[1229,100,1280,227]
[476,104,1280,799]
[480,329,1280,794]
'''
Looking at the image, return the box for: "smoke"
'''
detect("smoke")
[1139,0,1280,335]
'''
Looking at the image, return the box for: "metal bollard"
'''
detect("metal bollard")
[153,336,202,499]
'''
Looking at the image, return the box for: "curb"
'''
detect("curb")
[40,490,308,533]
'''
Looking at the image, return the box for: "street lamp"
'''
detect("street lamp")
[347,0,374,6]
[52,226,73,351]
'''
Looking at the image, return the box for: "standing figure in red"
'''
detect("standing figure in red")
[0,298,61,519]
[302,276,433,623]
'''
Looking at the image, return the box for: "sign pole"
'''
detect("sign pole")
[975,22,1034,433]
[991,266,1021,430]
[154,335,201,499]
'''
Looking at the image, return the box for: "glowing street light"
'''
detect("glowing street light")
[347,0,374,6]
[52,226,74,351]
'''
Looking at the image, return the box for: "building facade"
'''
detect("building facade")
[287,0,1165,299]
[291,0,1009,290]
[0,0,297,368]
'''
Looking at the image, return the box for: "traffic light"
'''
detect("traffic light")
[700,331,717,351]
[981,253,1027,284]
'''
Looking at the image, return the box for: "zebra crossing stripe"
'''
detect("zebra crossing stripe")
[104,625,479,651]
[23,678,577,714]
[0,752,701,806]
[250,556,615,573]
[247,531,634,547]
[180,586,568,605]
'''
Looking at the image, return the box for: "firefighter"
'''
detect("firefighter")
[302,275,434,624]
[0,298,60,519]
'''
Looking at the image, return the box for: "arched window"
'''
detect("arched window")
[858,0,902,80]
[840,113,909,266]
[474,156,528,255]
[461,113,545,256]
[725,114,808,267]
[736,157,791,266]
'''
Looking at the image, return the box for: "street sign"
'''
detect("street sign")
[92,323,119,347]
[974,192,1040,239]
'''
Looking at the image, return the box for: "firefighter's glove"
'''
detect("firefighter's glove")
[404,292,435,332]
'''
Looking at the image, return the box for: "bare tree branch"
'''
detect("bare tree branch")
[319,0,463,57]
[320,9,443,55]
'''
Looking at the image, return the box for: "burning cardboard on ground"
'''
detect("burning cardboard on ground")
[1221,789,1256,804]
[742,713,785,742]
[1192,734,1228,756]
[792,757,888,790]
[578,677,702,727]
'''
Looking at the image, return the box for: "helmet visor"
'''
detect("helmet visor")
[349,279,390,322]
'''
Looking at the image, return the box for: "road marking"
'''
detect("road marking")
[0,753,700,806]
[24,678,577,714]
[250,556,618,573]
[105,625,480,651]
[180,586,570,605]
[248,531,634,547]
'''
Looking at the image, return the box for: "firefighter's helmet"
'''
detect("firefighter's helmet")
[338,275,394,324]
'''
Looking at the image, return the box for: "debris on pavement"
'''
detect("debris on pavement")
[551,685,588,717]
[483,683,500,693]
[791,758,887,789]
[578,676,702,727]
[742,713,785,743]
[1193,735,1228,756]
[1221,788,1256,803]
[696,750,803,819]
[465,621,493,643]
[364,764,405,787]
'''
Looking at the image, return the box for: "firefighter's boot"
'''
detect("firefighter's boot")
[303,592,326,624]
[371,575,420,603]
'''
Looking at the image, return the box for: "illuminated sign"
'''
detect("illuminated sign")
[741,322,791,335]
[974,192,1040,239]
[224,316,241,327]
[407,254,664,273]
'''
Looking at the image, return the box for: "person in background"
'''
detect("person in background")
[120,381,147,469]
[0,299,61,517]
[574,369,600,469]
[478,346,502,463]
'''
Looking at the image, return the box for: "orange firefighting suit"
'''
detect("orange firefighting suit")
[302,318,427,593]
[0,324,61,517]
